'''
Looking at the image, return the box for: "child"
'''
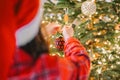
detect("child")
[0,0,90,80]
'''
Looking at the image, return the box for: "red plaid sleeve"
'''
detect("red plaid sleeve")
[64,37,91,80]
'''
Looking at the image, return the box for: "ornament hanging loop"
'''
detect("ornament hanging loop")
[65,8,68,14]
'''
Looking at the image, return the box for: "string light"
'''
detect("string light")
[98,61,102,64]
[108,54,115,61]
[50,53,56,56]
[102,58,106,62]
[116,61,120,65]
[97,68,102,74]
[45,16,49,20]
[51,35,55,38]
[97,32,102,35]
[50,44,53,48]
[78,33,80,35]
[101,48,107,54]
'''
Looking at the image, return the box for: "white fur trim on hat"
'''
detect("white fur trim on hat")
[16,0,47,46]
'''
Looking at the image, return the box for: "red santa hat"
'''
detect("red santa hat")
[16,0,47,46]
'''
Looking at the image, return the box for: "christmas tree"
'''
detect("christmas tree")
[42,0,120,80]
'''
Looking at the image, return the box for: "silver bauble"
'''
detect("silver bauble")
[81,1,96,16]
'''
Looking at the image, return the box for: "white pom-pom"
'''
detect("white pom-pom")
[81,1,96,16]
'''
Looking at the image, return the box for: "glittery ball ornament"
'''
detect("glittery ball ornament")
[81,1,96,16]
[55,37,65,51]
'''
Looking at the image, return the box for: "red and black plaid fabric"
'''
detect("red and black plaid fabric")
[8,37,90,80]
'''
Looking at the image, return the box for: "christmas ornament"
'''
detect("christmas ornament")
[55,37,65,51]
[64,14,69,24]
[64,8,69,24]
[81,0,96,16]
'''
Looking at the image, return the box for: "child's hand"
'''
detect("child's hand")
[45,22,61,35]
[62,25,74,41]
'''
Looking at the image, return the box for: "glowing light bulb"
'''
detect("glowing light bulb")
[102,58,106,62]
[98,61,102,64]
[97,68,102,74]
[50,44,53,48]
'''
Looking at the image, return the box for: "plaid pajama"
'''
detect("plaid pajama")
[8,37,90,80]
